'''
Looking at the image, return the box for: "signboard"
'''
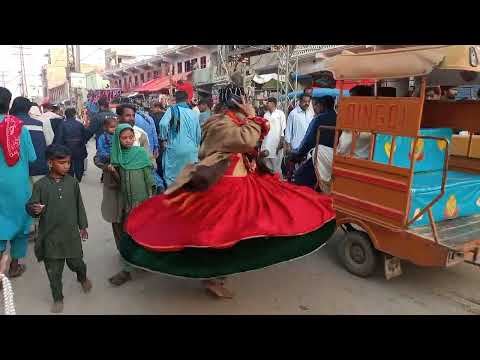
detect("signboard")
[70,72,86,89]
[338,97,422,137]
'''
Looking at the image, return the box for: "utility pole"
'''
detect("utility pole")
[65,45,73,104]
[19,45,27,97]
[65,45,83,115]
[74,45,83,116]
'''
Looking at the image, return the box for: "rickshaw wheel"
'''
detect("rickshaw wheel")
[337,230,378,278]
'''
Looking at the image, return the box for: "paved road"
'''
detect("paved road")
[9,143,480,314]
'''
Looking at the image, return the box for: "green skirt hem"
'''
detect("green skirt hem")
[119,220,336,279]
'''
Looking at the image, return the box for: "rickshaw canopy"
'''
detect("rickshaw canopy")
[323,45,480,85]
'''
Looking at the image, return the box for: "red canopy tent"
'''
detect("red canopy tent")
[134,72,192,94]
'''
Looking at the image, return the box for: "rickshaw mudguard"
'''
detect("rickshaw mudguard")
[336,212,451,268]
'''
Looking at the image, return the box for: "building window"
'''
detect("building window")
[191,58,198,70]
[171,64,175,75]
[153,70,159,78]
[134,76,138,85]
[177,62,183,74]
[140,73,145,83]
[129,76,132,87]
[200,56,207,69]
[184,60,191,72]
[119,79,122,88]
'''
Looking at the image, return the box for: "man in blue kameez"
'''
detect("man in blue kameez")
[159,91,201,187]
[135,109,159,158]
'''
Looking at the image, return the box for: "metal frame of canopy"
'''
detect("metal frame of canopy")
[323,45,480,85]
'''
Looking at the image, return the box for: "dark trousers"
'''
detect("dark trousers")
[44,258,87,302]
[156,150,167,191]
[282,159,296,182]
[69,158,85,182]
[293,158,317,189]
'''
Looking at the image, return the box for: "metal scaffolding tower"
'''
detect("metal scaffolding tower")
[274,45,298,115]
[12,46,30,97]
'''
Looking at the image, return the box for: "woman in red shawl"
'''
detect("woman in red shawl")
[119,85,336,298]
[0,87,37,278]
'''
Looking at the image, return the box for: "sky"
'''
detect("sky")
[0,45,161,98]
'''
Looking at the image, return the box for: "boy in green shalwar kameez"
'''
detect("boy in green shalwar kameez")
[107,123,156,286]
[27,145,92,313]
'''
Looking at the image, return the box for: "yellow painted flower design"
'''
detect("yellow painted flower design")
[409,139,425,161]
[437,140,447,151]
[444,195,459,219]
[384,141,397,159]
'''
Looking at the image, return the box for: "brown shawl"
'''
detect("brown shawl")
[165,112,262,194]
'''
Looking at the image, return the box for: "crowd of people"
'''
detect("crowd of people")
[1,78,381,313]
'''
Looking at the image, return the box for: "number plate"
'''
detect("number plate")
[384,255,402,280]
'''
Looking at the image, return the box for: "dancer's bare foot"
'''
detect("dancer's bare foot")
[108,271,132,287]
[203,279,234,299]
[51,301,64,314]
[81,278,92,293]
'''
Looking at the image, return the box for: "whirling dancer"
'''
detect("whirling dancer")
[120,80,336,298]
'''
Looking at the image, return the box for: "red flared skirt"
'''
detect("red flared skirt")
[125,172,335,252]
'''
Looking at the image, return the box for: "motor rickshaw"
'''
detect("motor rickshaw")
[313,45,480,279]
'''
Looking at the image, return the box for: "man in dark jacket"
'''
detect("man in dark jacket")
[290,96,337,189]
[9,97,49,182]
[59,108,88,182]
[149,102,165,135]
[85,97,116,148]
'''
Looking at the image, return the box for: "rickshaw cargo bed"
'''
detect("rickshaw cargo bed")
[408,214,480,252]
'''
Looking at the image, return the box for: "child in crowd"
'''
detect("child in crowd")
[27,144,92,313]
[106,123,156,286]
[111,123,156,216]
[96,116,118,163]
[96,116,118,184]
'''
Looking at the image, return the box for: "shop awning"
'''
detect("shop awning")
[134,72,192,93]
